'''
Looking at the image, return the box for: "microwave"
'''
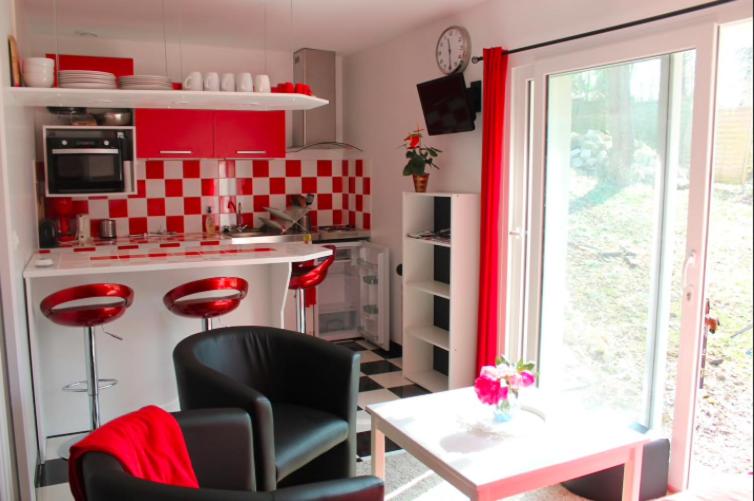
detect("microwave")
[44,126,136,196]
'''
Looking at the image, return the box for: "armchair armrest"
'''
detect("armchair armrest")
[81,453,258,501]
[83,453,384,501]
[174,353,276,492]
[174,409,255,491]
[264,476,384,501]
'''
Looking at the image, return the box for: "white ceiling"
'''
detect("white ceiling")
[21,0,488,55]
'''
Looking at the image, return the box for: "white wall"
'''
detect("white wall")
[342,0,721,343]
[1,0,42,499]
[0,295,17,501]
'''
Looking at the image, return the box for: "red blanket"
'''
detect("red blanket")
[69,405,199,501]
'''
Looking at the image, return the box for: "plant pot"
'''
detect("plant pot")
[412,173,430,193]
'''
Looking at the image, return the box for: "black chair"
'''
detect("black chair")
[173,326,360,491]
[78,408,383,501]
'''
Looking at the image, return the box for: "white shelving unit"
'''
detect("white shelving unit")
[6,87,329,111]
[402,192,480,393]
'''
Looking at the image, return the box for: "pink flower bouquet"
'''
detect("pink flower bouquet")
[474,356,536,421]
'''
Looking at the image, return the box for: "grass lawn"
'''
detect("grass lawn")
[550,174,752,475]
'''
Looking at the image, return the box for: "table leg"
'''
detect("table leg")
[622,444,644,501]
[371,421,386,479]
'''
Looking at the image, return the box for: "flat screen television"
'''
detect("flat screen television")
[417,73,476,135]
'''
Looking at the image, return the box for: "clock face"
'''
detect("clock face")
[436,26,471,75]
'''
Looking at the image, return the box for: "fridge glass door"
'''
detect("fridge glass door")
[316,244,360,340]
[357,242,390,350]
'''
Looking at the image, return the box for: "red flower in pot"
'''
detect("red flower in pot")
[401,128,441,193]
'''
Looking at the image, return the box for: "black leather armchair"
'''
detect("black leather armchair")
[79,408,384,501]
[173,326,360,491]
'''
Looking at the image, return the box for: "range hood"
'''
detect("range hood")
[292,48,337,148]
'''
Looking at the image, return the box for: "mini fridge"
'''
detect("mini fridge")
[314,241,390,350]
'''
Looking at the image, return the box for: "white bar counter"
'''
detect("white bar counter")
[23,242,331,457]
[24,242,331,278]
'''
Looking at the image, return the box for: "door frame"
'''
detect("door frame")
[505,2,753,491]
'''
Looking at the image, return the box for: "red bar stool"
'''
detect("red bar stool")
[289,246,336,334]
[163,277,248,331]
[40,283,134,448]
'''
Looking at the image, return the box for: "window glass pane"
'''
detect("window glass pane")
[540,52,694,426]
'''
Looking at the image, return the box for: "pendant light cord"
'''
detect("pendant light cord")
[263,1,268,74]
[53,0,59,77]
[161,0,169,77]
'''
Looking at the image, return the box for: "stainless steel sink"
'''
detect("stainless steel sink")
[226,230,307,245]
[225,229,266,238]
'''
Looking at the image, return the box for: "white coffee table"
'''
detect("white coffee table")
[367,387,649,501]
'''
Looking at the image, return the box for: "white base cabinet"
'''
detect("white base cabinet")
[402,192,480,391]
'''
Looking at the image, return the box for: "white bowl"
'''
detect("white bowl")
[23,57,55,69]
[23,71,54,80]
[23,72,54,88]
[23,67,53,75]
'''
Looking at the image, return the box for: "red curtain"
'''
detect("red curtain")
[476,47,510,372]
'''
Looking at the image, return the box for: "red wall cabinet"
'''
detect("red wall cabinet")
[213,111,286,159]
[135,110,285,159]
[135,109,215,158]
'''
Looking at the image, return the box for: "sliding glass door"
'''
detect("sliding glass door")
[538,52,695,429]
[505,16,740,489]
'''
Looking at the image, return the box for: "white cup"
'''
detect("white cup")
[183,71,203,91]
[23,57,54,70]
[221,73,235,92]
[236,72,253,92]
[23,69,54,88]
[254,74,271,93]
[203,72,220,91]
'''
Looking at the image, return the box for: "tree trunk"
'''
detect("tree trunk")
[605,65,634,187]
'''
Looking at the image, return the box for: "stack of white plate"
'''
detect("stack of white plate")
[58,70,117,89]
[119,75,173,90]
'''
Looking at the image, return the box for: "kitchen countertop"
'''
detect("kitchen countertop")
[24,242,332,278]
[41,228,370,253]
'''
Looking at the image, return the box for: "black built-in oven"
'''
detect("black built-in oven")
[45,126,134,195]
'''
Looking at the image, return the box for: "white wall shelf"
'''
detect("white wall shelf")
[402,192,480,392]
[406,280,450,299]
[6,87,329,111]
[405,326,450,350]
[405,236,451,248]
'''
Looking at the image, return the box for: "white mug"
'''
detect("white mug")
[183,71,203,91]
[204,72,220,91]
[254,74,271,93]
[221,73,235,92]
[236,72,253,92]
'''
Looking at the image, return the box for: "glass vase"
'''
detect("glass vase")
[493,393,520,422]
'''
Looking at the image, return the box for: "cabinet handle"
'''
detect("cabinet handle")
[159,150,193,155]
[236,150,266,155]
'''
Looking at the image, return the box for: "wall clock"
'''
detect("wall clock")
[435,26,471,75]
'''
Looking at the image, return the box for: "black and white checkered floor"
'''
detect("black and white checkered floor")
[36,338,426,499]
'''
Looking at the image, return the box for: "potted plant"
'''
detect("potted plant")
[401,128,441,192]
[474,355,536,422]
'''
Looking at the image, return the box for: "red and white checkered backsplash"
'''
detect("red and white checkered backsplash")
[44,158,371,238]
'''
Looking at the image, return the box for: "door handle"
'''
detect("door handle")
[682,250,696,301]
[236,150,266,155]
[159,150,193,155]
[52,148,119,154]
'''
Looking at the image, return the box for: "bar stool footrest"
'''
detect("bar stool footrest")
[62,378,118,392]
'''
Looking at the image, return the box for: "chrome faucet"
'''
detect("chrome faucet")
[227,200,245,231]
